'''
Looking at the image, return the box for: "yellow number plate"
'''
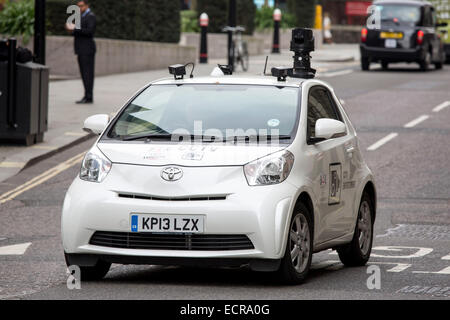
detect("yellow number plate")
[380,32,403,39]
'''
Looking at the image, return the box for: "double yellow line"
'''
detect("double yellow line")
[0,152,86,205]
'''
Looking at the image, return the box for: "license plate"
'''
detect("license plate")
[380,32,403,39]
[385,39,397,48]
[131,214,204,233]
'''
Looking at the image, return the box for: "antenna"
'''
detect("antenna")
[263,56,269,75]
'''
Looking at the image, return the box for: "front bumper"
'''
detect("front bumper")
[360,44,423,63]
[62,168,298,265]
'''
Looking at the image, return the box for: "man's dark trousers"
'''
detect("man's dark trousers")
[74,10,96,101]
[77,54,95,101]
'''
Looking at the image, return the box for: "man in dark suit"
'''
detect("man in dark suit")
[66,0,96,104]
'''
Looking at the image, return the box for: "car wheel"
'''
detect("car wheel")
[419,51,431,71]
[278,203,313,284]
[64,252,111,281]
[381,61,389,70]
[361,58,370,71]
[337,193,374,267]
[435,61,443,70]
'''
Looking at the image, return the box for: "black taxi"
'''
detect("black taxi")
[360,0,447,71]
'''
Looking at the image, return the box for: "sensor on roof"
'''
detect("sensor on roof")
[168,64,186,80]
[271,67,290,82]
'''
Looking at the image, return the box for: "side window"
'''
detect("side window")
[307,86,342,140]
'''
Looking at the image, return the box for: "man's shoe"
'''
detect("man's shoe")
[76,98,93,104]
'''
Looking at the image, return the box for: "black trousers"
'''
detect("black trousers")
[77,54,95,101]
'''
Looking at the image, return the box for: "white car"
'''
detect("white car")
[62,67,377,284]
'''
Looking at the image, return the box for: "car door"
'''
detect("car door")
[306,86,354,244]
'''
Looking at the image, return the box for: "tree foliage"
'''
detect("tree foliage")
[0,0,35,44]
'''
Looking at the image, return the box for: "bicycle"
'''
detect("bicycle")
[222,26,249,72]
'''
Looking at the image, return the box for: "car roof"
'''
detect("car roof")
[151,75,305,88]
[373,0,431,6]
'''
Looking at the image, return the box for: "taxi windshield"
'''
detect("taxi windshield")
[107,84,300,142]
[377,4,421,24]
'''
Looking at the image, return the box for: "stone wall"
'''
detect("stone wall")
[6,36,197,77]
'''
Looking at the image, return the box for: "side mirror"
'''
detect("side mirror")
[315,118,347,141]
[83,114,110,135]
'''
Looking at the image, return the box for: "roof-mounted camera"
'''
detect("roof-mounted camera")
[269,28,317,81]
[288,28,316,79]
[271,67,290,82]
[169,64,186,80]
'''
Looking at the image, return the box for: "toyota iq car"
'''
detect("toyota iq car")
[360,0,447,71]
[62,66,377,284]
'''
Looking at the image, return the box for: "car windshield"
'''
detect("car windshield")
[376,4,421,24]
[108,84,300,143]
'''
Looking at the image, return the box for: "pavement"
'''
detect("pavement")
[0,44,359,184]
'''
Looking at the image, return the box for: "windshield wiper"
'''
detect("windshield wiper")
[122,134,173,141]
[122,134,226,142]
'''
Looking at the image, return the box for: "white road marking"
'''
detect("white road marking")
[371,246,433,259]
[320,69,354,78]
[0,242,31,255]
[442,254,450,260]
[367,133,398,151]
[433,101,450,113]
[368,262,411,273]
[413,266,450,275]
[404,115,430,128]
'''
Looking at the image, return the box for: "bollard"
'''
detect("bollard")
[199,13,209,64]
[272,9,282,54]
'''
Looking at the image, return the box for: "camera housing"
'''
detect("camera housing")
[288,28,316,79]
[168,64,186,80]
[270,28,317,81]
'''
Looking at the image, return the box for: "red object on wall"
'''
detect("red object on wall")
[346,1,372,16]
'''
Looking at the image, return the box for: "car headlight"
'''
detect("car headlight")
[244,150,295,186]
[80,147,112,183]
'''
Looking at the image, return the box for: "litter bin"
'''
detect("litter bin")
[0,39,49,146]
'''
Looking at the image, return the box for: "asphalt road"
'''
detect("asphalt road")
[0,61,449,300]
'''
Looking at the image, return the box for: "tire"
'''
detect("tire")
[435,61,443,70]
[361,58,370,71]
[64,253,111,281]
[337,193,374,267]
[278,203,314,284]
[381,61,389,70]
[419,50,431,71]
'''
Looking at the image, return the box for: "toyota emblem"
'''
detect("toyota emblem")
[161,167,183,182]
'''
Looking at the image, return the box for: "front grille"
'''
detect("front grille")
[90,231,254,251]
[118,193,227,202]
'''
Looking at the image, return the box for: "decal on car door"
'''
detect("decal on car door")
[329,163,342,205]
